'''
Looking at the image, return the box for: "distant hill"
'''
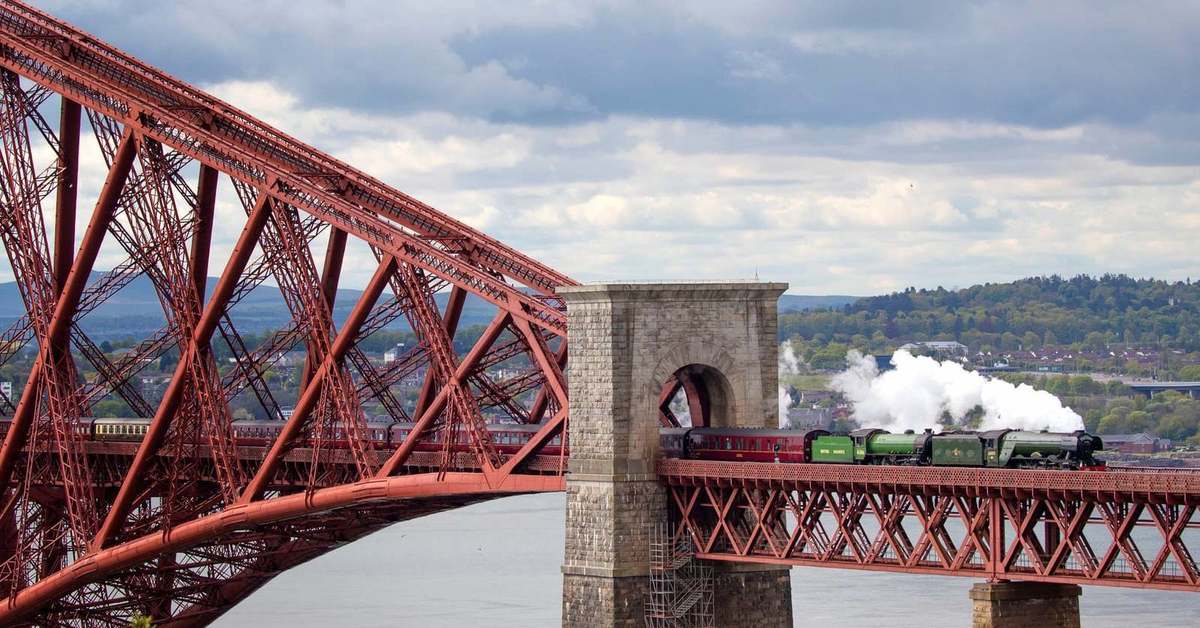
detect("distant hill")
[0,274,854,340]
[781,274,1200,351]
[779,294,858,313]
[0,272,498,339]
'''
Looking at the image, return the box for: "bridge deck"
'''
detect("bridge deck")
[659,459,1200,591]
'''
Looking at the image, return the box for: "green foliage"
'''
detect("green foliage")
[1179,365,1200,380]
[130,613,152,628]
[93,399,134,418]
[1090,391,1200,442]
[780,274,1200,352]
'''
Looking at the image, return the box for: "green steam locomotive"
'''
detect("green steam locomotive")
[664,427,1105,470]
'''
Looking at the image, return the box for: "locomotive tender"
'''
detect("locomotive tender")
[661,426,1105,470]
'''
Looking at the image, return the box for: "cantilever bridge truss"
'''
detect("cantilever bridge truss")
[0,1,571,624]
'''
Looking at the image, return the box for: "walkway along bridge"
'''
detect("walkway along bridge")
[0,2,1194,626]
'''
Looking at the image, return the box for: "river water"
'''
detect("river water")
[218,493,1199,627]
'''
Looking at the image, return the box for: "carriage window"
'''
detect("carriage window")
[724,438,732,450]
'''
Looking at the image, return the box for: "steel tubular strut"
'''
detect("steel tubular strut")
[239,255,397,503]
[0,127,136,498]
[93,192,275,550]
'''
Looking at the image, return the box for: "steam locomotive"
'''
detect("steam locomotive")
[660,427,1105,470]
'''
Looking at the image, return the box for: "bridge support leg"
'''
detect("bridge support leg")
[713,564,793,628]
[559,282,792,628]
[969,581,1080,628]
[561,477,665,628]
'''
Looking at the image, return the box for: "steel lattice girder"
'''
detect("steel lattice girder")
[660,459,1200,591]
[0,0,575,624]
[0,473,563,625]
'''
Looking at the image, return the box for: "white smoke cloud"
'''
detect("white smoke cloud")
[777,340,802,427]
[832,350,1083,433]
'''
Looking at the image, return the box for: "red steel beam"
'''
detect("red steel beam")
[52,96,79,291]
[0,127,135,494]
[299,227,347,389]
[514,317,567,409]
[239,255,397,503]
[375,311,511,478]
[319,227,347,308]
[0,472,564,625]
[93,191,274,550]
[527,340,567,424]
[189,163,218,302]
[0,1,578,335]
[411,285,467,419]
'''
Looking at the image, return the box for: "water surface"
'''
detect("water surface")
[219,493,1200,627]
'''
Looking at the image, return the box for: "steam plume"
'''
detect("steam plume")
[777,341,801,427]
[831,350,1083,433]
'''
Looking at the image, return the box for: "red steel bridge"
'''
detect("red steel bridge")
[0,1,1193,625]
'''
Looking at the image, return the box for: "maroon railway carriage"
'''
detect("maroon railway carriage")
[0,417,565,456]
[678,427,828,463]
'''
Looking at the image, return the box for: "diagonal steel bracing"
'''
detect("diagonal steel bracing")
[0,2,575,623]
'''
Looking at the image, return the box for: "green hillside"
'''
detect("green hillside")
[781,275,1200,368]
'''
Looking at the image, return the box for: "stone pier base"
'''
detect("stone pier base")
[561,572,648,628]
[714,565,793,628]
[969,581,1081,628]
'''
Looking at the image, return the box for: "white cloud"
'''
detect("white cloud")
[1,79,1197,297]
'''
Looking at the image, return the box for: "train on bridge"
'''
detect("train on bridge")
[661,426,1106,470]
[1,416,1102,470]
[0,417,565,455]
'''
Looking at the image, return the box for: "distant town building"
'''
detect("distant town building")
[899,341,968,358]
[786,407,832,430]
[139,375,170,397]
[383,343,407,364]
[0,381,11,399]
[1102,433,1172,454]
[275,350,308,367]
[797,390,834,404]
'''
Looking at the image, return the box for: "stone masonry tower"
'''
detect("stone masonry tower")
[559,282,793,628]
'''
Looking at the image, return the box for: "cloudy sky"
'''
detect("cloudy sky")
[25,1,1200,295]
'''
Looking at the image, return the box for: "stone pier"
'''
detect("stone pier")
[558,282,793,628]
[970,581,1081,628]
